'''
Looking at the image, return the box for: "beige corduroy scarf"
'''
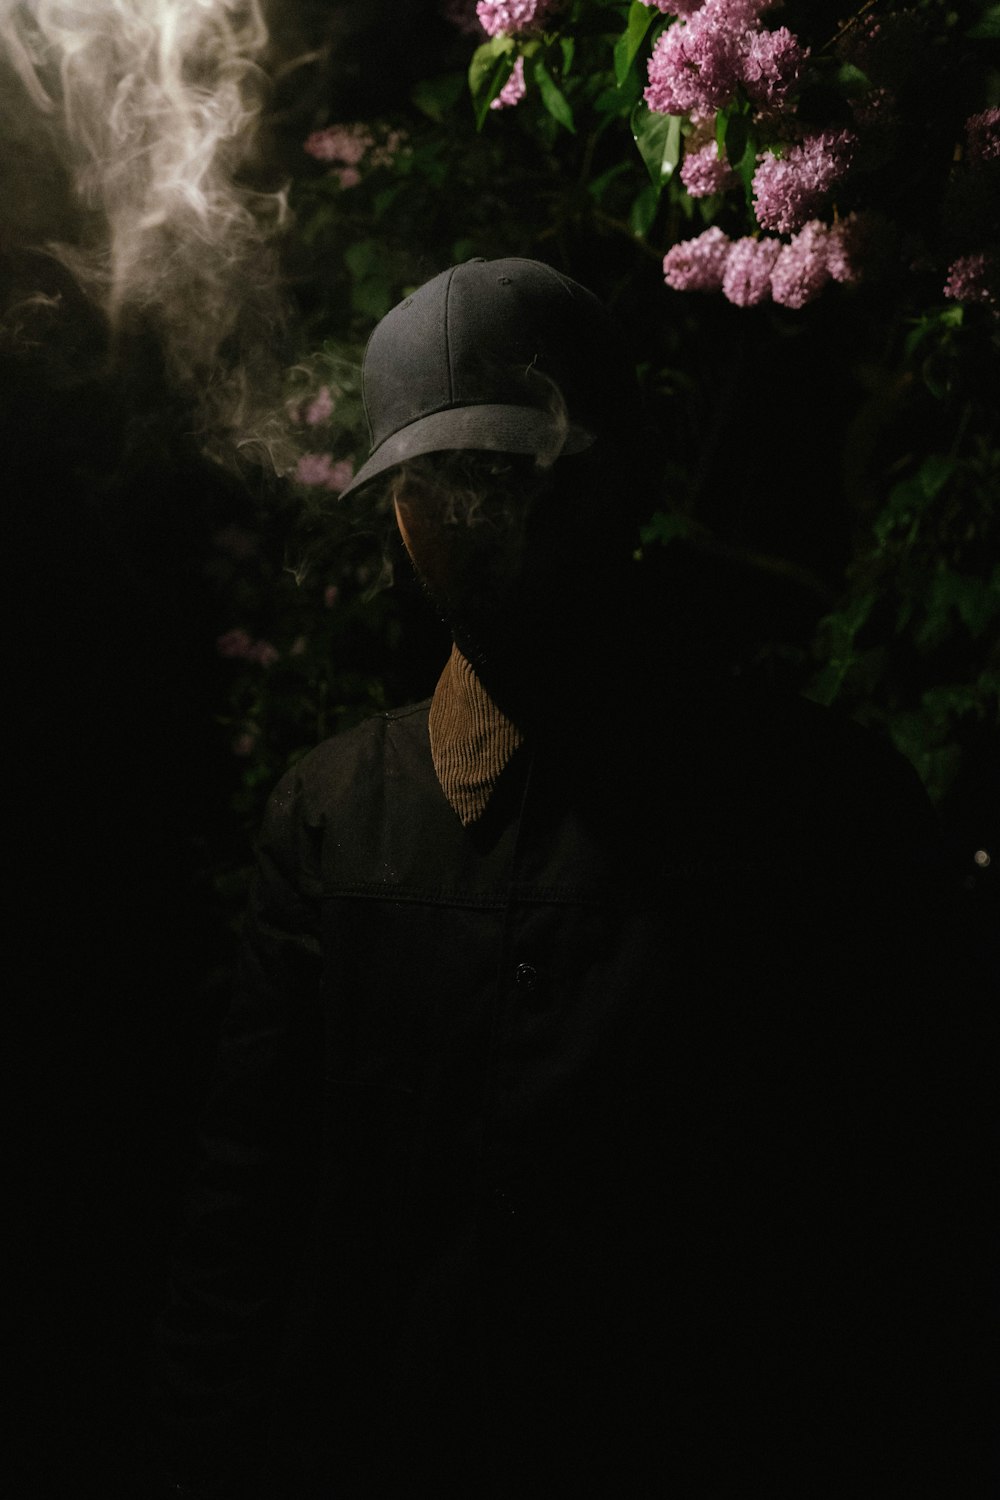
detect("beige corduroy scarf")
[428,643,524,826]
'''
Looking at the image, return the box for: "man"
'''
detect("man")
[148,258,985,1497]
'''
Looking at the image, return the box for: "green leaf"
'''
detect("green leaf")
[803,660,851,707]
[469,34,515,95]
[966,4,1000,37]
[594,66,643,113]
[344,239,382,280]
[614,0,656,87]
[629,181,661,238]
[834,62,872,94]
[639,510,693,547]
[631,102,682,186]
[560,36,576,75]
[587,159,633,201]
[534,57,576,132]
[724,110,749,169]
[344,239,393,320]
[903,304,963,359]
[926,568,1000,640]
[916,453,956,500]
[410,72,466,123]
[469,36,516,129]
[372,184,404,221]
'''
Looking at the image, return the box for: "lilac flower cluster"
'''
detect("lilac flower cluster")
[304,385,335,426]
[644,0,806,121]
[680,134,738,197]
[491,54,526,110]
[305,124,372,189]
[295,453,356,492]
[661,227,731,291]
[721,235,781,305]
[769,221,831,307]
[752,131,855,234]
[476,0,561,37]
[825,211,893,285]
[645,4,994,315]
[664,212,883,307]
[944,252,999,311]
[940,109,1000,309]
[966,107,1000,166]
[217,629,279,667]
[304,125,406,188]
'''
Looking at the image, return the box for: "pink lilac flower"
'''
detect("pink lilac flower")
[296,452,336,486]
[368,129,409,169]
[722,235,781,305]
[476,0,560,37]
[295,453,355,491]
[662,226,731,291]
[216,628,256,660]
[305,386,335,426]
[491,55,526,110]
[714,0,783,20]
[304,124,373,166]
[966,107,1000,166]
[250,641,280,668]
[680,137,739,196]
[826,210,893,285]
[216,630,279,666]
[643,0,780,12]
[232,731,258,757]
[645,2,805,121]
[851,86,895,132]
[326,459,356,493]
[752,130,854,234]
[740,25,807,110]
[323,584,340,609]
[770,221,831,307]
[336,166,361,190]
[645,8,745,117]
[944,251,999,310]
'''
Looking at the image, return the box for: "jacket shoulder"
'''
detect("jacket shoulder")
[264,699,432,827]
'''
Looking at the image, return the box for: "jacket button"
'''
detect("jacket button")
[514,962,538,990]
[492,1186,517,1219]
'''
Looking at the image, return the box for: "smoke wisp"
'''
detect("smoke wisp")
[0,0,295,470]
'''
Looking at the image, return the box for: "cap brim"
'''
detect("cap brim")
[338,404,595,501]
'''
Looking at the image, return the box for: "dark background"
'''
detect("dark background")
[6,2,996,1492]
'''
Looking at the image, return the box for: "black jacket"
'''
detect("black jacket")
[149,672,989,1497]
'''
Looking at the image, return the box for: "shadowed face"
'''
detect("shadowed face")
[392,468,537,675]
[390,445,636,716]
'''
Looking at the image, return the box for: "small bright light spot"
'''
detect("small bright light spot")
[973,849,991,869]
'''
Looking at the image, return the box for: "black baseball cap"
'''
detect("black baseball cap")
[339,256,635,499]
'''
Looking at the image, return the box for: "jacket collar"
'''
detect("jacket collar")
[428,644,524,826]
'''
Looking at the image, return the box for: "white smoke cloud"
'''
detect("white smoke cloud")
[0,0,295,470]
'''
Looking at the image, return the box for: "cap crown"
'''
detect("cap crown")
[341,257,634,497]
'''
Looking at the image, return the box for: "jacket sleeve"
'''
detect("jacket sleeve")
[144,765,325,1492]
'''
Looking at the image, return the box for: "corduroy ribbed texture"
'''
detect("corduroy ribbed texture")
[428,644,524,825]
